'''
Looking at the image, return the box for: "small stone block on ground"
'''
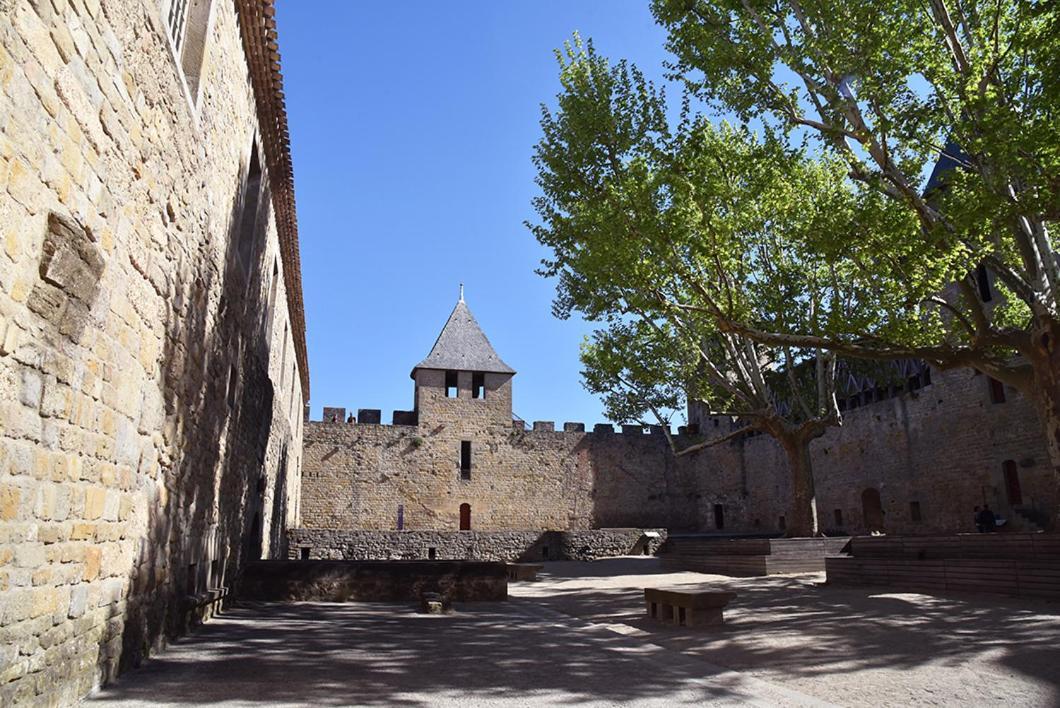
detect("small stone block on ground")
[419,592,451,614]
[644,586,737,627]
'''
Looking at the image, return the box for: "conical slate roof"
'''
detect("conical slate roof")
[411,297,515,378]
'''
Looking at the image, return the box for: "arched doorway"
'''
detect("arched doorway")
[861,488,884,532]
[459,503,471,531]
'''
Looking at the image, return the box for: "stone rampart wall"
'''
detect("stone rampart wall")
[304,368,1054,539]
[301,420,704,532]
[0,1,305,703]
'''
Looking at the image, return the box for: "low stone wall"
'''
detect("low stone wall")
[286,528,667,562]
[238,560,507,602]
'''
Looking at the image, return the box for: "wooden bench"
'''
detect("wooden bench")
[506,563,544,582]
[644,587,737,627]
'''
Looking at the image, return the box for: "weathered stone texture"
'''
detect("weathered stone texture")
[287,528,667,562]
[301,419,703,533]
[304,365,1053,542]
[0,1,306,704]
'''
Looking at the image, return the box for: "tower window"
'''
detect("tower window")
[834,509,843,527]
[472,372,485,399]
[397,504,405,531]
[445,370,458,398]
[460,441,471,479]
[713,504,725,530]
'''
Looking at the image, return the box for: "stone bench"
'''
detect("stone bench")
[644,587,737,627]
[506,563,544,582]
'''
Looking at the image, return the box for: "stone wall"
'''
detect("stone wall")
[239,560,508,602]
[692,367,1054,536]
[287,528,667,562]
[0,1,306,704]
[300,420,703,532]
[303,368,1054,539]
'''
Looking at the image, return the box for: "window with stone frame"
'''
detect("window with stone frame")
[162,0,214,106]
[237,142,265,275]
[472,372,485,399]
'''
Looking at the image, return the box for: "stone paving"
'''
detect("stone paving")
[88,558,1060,707]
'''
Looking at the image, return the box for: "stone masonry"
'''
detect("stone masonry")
[300,297,1056,543]
[0,1,307,704]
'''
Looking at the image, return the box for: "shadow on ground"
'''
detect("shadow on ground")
[89,557,1060,706]
[517,558,1060,705]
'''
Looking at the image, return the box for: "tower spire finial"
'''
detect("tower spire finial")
[459,283,464,302]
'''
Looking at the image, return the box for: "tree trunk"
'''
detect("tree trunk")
[1028,317,1060,531]
[779,435,819,538]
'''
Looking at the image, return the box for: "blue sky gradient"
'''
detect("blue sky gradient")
[277,2,675,425]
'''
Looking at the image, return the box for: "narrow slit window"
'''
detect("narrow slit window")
[226,365,237,408]
[834,509,843,527]
[910,501,922,522]
[778,516,786,531]
[472,372,485,399]
[186,562,197,596]
[396,504,404,531]
[713,504,725,530]
[445,370,458,398]
[1003,460,1022,505]
[460,441,471,479]
[988,377,1006,404]
[976,264,993,302]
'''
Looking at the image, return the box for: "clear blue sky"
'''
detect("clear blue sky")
[277,2,675,425]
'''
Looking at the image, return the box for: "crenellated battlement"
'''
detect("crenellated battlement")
[310,406,707,439]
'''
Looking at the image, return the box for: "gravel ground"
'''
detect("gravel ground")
[510,557,1060,707]
[86,557,1060,707]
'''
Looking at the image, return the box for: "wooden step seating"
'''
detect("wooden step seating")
[826,534,1060,599]
[659,536,851,577]
[644,586,737,627]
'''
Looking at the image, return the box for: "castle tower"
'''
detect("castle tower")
[411,290,515,425]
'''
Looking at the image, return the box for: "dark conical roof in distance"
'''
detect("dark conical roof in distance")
[411,297,515,378]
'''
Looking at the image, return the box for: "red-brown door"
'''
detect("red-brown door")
[459,503,471,531]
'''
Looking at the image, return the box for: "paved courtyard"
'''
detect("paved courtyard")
[89,558,1060,707]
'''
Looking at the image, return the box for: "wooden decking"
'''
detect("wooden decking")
[660,536,850,576]
[826,534,1060,599]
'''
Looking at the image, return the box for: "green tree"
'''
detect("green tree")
[532,42,865,536]
[652,0,1060,508]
